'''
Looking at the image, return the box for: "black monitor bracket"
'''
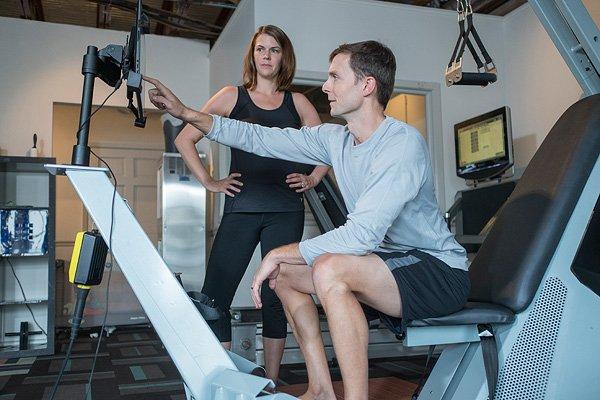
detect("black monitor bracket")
[71,0,147,166]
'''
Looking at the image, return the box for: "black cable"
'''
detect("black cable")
[2,256,47,336]
[48,333,76,399]
[76,79,122,141]
[48,288,89,400]
[83,149,118,400]
[48,84,119,400]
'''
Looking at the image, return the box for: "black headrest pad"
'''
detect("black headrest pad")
[469,94,600,312]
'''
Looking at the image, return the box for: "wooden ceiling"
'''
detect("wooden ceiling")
[1,0,526,45]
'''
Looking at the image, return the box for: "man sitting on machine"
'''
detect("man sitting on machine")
[144,40,469,400]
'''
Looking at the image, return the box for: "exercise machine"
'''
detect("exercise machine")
[412,1,599,398]
[45,0,599,398]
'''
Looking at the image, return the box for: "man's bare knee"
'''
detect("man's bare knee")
[312,254,344,284]
[312,254,351,299]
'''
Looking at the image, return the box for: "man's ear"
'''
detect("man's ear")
[363,76,377,98]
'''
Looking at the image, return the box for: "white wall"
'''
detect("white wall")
[1,2,596,211]
[0,17,210,158]
[248,0,600,205]
[503,2,598,168]
[251,0,508,207]
[210,0,255,95]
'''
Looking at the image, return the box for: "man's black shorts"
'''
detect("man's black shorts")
[364,249,470,335]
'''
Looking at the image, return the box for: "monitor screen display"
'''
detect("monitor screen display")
[454,106,513,181]
[457,114,506,167]
[1,208,49,256]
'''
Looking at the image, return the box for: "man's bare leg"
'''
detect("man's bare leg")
[263,337,285,384]
[275,264,336,400]
[312,253,402,400]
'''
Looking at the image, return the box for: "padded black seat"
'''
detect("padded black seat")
[402,95,599,400]
[408,302,515,327]
[407,95,600,333]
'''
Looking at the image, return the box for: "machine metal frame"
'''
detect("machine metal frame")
[529,0,600,97]
[406,157,600,399]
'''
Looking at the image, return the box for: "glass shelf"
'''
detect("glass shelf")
[0,299,48,306]
[0,156,56,173]
[1,254,49,258]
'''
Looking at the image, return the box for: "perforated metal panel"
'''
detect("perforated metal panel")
[495,277,567,400]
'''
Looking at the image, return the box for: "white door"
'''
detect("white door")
[82,142,163,326]
[87,142,163,244]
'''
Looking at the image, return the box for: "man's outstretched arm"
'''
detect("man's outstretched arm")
[144,76,331,166]
[144,76,213,133]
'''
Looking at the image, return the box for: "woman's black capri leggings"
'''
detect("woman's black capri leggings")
[201,211,305,342]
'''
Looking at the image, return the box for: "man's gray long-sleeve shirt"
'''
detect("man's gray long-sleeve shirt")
[206,115,468,271]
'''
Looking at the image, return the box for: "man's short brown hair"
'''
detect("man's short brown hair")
[329,41,396,108]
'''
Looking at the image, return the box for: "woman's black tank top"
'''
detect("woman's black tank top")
[224,86,313,213]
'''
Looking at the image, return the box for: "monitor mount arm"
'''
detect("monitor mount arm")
[71,1,147,167]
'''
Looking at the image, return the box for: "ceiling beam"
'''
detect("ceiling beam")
[441,0,456,10]
[20,0,45,21]
[214,5,234,26]
[375,0,414,4]
[20,0,32,19]
[159,0,237,7]
[96,4,112,29]
[87,0,221,38]
[210,4,235,46]
[440,0,517,13]
[155,1,174,36]
[197,0,237,9]
[471,0,510,14]
[489,0,526,15]
[31,0,44,21]
[411,0,434,6]
[170,0,191,37]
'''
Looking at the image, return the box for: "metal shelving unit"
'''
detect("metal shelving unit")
[0,156,56,357]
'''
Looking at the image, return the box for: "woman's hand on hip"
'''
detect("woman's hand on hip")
[205,173,243,197]
[286,173,316,193]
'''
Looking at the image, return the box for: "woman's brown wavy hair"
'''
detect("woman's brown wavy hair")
[243,25,296,91]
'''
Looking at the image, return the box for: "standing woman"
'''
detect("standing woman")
[174,25,326,385]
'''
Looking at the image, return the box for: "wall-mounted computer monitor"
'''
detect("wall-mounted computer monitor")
[454,106,513,181]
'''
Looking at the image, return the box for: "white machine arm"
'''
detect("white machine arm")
[46,164,293,400]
